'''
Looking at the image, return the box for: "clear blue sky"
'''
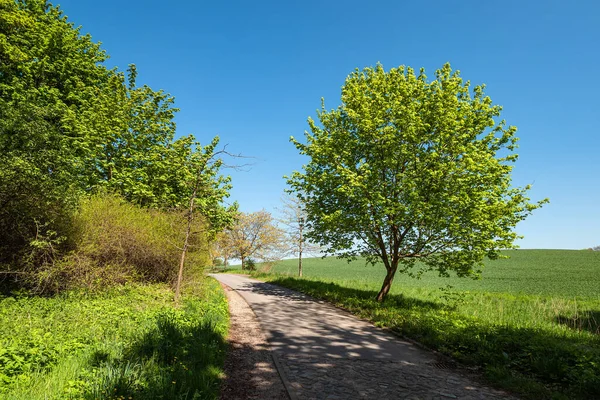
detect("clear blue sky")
[57,0,599,250]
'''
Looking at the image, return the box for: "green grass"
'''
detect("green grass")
[237,250,600,399]
[0,279,228,400]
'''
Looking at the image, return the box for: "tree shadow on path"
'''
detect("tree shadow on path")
[251,277,444,310]
[258,276,600,399]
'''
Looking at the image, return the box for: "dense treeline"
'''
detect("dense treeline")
[0,0,235,291]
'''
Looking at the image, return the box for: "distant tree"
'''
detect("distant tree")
[213,230,235,267]
[278,193,321,277]
[288,63,548,302]
[226,211,286,270]
[592,245,600,251]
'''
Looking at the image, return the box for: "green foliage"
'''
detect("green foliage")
[0,0,108,266]
[79,66,235,217]
[0,154,79,266]
[79,64,180,207]
[245,258,257,271]
[179,136,237,237]
[0,1,234,282]
[287,62,547,300]
[212,258,224,267]
[249,251,600,399]
[0,279,228,399]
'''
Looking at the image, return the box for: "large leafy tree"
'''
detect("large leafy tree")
[80,65,195,208]
[288,63,547,301]
[0,0,111,263]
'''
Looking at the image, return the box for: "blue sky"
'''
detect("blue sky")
[56,0,599,249]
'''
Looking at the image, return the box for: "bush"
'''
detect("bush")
[0,155,80,271]
[212,257,224,267]
[245,258,257,271]
[34,194,211,292]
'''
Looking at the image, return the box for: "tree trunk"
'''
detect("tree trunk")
[298,227,303,277]
[175,204,194,306]
[175,174,198,305]
[376,265,397,302]
[241,255,245,271]
[175,238,188,305]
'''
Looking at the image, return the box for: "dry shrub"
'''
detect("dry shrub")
[35,194,211,292]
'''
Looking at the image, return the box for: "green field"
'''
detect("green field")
[238,250,600,399]
[0,279,228,400]
[259,250,600,298]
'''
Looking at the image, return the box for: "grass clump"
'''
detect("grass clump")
[0,278,228,399]
[247,251,600,399]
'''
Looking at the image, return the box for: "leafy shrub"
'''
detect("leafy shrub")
[0,155,80,273]
[212,258,224,267]
[245,258,257,271]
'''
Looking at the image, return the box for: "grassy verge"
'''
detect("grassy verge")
[0,279,228,400]
[245,254,599,399]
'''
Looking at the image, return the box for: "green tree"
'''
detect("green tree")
[0,0,111,265]
[80,65,192,208]
[175,137,237,303]
[288,63,548,301]
[0,1,235,287]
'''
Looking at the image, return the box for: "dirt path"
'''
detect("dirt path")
[219,283,289,399]
[214,274,516,400]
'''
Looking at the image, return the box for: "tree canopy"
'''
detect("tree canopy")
[288,63,547,301]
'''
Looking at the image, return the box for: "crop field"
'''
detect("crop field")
[238,249,600,399]
[259,250,600,299]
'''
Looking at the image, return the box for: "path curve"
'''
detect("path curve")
[211,273,516,400]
